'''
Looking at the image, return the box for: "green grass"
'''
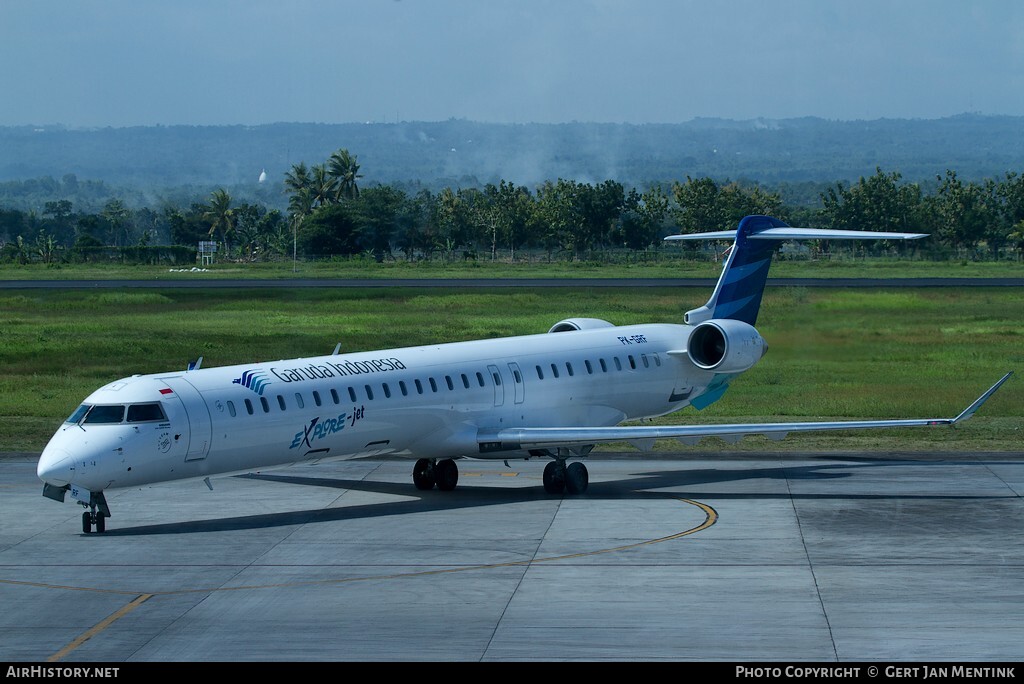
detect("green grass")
[1,287,1021,452]
[1,254,1023,281]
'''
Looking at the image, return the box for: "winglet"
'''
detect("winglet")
[952,372,1013,423]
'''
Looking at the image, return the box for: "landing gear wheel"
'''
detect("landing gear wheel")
[94,513,106,534]
[82,511,92,534]
[435,458,459,491]
[565,462,589,495]
[413,458,436,490]
[543,461,566,494]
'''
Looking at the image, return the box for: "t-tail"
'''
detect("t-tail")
[666,215,928,326]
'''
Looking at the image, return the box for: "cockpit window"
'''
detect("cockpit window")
[83,405,126,424]
[66,404,91,424]
[127,403,167,422]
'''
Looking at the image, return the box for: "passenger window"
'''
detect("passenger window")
[513,369,522,383]
[654,353,662,367]
[429,378,438,392]
[628,355,637,370]
[245,398,254,415]
[492,372,502,386]
[476,372,485,387]
[536,365,544,380]
[566,362,574,377]
[348,387,357,402]
[227,401,236,418]
[383,383,391,398]
[600,358,608,372]
[278,395,287,411]
[400,380,408,396]
[585,360,593,374]
[415,379,424,394]
[84,405,125,424]
[551,363,559,379]
[127,403,167,422]
[313,391,322,407]
[642,354,649,368]
[614,357,622,371]
[445,376,454,391]
[295,393,304,409]
[260,397,270,413]
[365,385,374,400]
[461,374,470,389]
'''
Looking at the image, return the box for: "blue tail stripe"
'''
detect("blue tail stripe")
[704,215,786,325]
[711,293,760,320]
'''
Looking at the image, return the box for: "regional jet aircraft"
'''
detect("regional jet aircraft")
[37,216,1011,532]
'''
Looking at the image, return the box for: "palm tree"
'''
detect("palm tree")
[287,186,313,272]
[283,162,311,195]
[327,149,362,201]
[310,164,339,208]
[203,189,234,257]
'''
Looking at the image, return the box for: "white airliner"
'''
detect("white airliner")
[37,216,1011,533]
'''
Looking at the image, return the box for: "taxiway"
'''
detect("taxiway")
[1,452,1022,661]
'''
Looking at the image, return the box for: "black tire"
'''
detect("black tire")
[565,462,589,495]
[82,511,92,534]
[412,458,436,490]
[543,461,566,494]
[436,459,459,491]
[94,513,106,533]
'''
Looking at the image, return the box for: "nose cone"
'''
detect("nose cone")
[38,446,74,487]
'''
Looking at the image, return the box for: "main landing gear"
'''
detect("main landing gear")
[412,456,589,495]
[543,460,589,495]
[412,458,459,491]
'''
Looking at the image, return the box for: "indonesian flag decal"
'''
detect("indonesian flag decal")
[159,388,174,395]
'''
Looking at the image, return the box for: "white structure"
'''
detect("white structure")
[258,169,267,184]
[198,241,217,266]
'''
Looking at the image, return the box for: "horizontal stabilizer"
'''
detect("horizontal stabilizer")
[665,230,738,241]
[666,227,928,242]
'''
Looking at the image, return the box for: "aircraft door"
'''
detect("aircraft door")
[487,364,505,407]
[159,376,212,461]
[508,362,525,404]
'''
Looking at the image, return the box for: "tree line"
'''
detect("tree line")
[2,149,1024,265]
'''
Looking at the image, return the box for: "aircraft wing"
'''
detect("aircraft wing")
[477,372,1011,453]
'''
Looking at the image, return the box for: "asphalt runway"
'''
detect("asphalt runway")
[2,452,1022,662]
[2,277,1024,289]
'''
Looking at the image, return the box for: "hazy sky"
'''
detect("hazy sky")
[2,0,1022,127]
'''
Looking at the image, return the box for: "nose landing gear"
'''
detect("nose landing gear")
[80,491,110,534]
[82,510,106,534]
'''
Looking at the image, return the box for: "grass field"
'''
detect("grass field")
[2,254,1023,281]
[1,286,1021,453]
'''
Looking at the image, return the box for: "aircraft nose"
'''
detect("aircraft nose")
[37,447,74,486]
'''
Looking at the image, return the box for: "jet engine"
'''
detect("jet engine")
[687,319,767,373]
[548,318,616,333]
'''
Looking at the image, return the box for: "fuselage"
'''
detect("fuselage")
[37,321,729,494]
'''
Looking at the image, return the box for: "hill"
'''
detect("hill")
[2,116,1022,199]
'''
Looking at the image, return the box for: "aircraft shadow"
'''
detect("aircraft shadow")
[103,459,1014,536]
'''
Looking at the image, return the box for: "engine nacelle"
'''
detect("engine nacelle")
[548,318,616,333]
[687,319,767,373]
